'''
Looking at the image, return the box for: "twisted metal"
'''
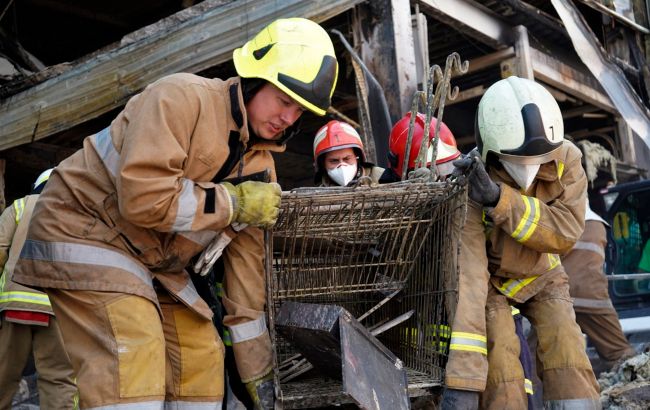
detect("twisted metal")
[407,53,469,180]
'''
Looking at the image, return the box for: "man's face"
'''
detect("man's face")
[323,147,358,171]
[245,83,305,140]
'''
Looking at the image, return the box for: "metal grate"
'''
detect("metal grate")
[266,180,466,408]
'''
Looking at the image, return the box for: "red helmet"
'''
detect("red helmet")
[313,120,365,173]
[388,113,460,177]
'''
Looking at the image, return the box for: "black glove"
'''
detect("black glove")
[452,150,500,206]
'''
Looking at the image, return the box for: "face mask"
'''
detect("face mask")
[327,164,358,186]
[500,160,540,191]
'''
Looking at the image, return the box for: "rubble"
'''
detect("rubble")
[599,350,650,409]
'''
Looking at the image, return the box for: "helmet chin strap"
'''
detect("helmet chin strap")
[277,117,303,145]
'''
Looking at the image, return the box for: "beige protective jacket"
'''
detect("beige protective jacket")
[0,195,53,315]
[485,140,587,301]
[14,74,283,381]
[563,220,613,313]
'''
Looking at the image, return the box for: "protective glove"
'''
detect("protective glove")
[407,167,434,182]
[440,388,479,410]
[193,223,247,276]
[221,181,281,228]
[245,371,274,410]
[452,150,500,206]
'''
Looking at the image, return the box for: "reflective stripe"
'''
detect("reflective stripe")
[177,230,218,247]
[512,196,540,243]
[547,253,561,270]
[544,398,601,409]
[449,331,488,355]
[498,276,539,298]
[176,281,200,306]
[573,297,614,309]
[87,401,164,410]
[572,241,605,258]
[164,401,222,409]
[13,198,25,224]
[0,291,51,306]
[215,282,224,298]
[511,306,520,316]
[223,329,232,346]
[524,378,534,395]
[20,240,152,288]
[171,179,198,232]
[228,316,267,343]
[557,161,565,179]
[91,127,121,178]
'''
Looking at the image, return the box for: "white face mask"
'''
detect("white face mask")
[327,163,358,186]
[500,160,540,191]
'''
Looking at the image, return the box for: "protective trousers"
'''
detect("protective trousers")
[575,312,635,367]
[46,287,224,409]
[0,316,77,409]
[480,273,601,410]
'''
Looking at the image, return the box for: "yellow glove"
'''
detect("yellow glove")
[245,371,274,410]
[221,181,281,228]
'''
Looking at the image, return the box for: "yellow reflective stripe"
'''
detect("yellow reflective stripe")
[547,253,560,270]
[450,331,488,355]
[0,291,51,306]
[511,306,520,316]
[498,276,539,298]
[223,329,232,346]
[73,378,80,409]
[525,378,534,395]
[13,198,25,224]
[512,196,540,243]
[557,161,564,179]
[215,282,224,298]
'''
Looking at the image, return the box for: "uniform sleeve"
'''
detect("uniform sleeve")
[488,151,587,254]
[220,226,273,382]
[115,77,235,233]
[0,201,19,268]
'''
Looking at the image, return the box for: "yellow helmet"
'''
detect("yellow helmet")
[233,18,338,116]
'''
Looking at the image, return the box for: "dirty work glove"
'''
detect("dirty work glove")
[193,223,247,276]
[452,150,500,206]
[440,388,479,410]
[220,181,281,228]
[245,372,274,410]
[407,167,434,182]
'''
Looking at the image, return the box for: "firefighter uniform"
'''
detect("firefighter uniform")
[13,74,282,409]
[0,195,77,409]
[563,219,636,368]
[446,141,600,408]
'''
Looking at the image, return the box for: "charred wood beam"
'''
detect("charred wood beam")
[500,0,567,36]
[0,0,365,151]
[416,0,512,49]
[575,0,650,34]
[531,47,614,112]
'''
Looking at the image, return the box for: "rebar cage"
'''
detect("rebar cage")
[265,180,466,408]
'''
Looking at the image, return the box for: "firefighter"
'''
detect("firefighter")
[0,169,77,409]
[563,199,636,371]
[441,76,600,409]
[12,18,338,409]
[313,120,394,186]
[387,112,461,181]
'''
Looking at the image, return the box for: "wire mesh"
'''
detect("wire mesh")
[266,180,466,408]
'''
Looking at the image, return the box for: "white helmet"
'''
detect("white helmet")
[476,76,563,164]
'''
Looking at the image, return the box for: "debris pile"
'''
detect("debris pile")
[599,351,650,409]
